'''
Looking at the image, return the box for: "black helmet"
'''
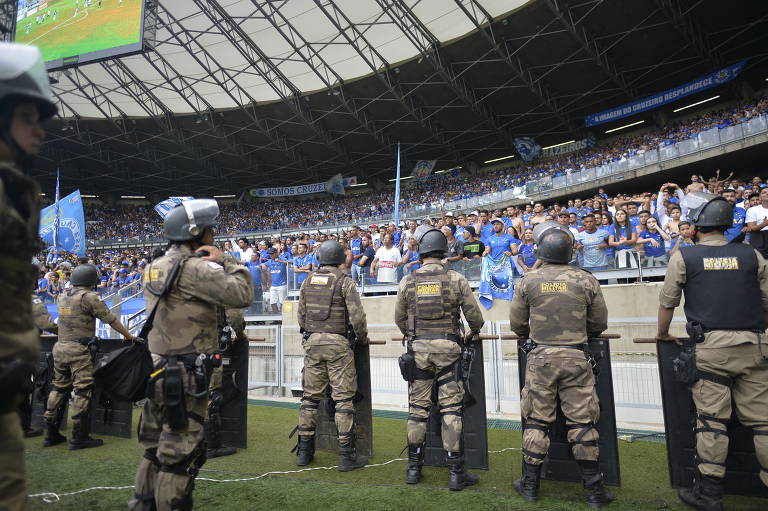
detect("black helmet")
[163,199,219,241]
[413,224,447,257]
[317,240,346,265]
[70,264,100,287]
[536,228,574,264]
[684,192,733,227]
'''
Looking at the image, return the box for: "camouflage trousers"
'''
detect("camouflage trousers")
[43,341,94,426]
[520,347,600,465]
[298,344,357,442]
[407,352,463,452]
[0,412,26,511]
[129,356,208,511]
[693,344,768,484]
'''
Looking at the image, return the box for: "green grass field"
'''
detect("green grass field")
[24,404,766,510]
[15,0,143,63]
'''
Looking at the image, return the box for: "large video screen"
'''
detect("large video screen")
[14,0,146,70]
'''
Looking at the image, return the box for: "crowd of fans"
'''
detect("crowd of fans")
[78,96,768,241]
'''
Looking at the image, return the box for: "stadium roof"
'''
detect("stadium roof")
[5,0,767,196]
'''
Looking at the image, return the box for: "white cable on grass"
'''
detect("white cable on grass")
[30,485,135,504]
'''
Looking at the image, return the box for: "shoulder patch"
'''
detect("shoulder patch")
[540,281,567,293]
[148,268,161,281]
[207,261,224,270]
[310,275,330,285]
[702,257,739,270]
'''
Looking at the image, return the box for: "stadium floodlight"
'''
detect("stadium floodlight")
[672,95,720,113]
[483,155,515,164]
[541,140,575,150]
[120,195,146,199]
[349,182,368,187]
[213,194,236,198]
[389,176,414,182]
[604,120,645,134]
[80,194,98,198]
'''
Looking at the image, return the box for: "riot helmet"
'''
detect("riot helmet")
[413,224,447,258]
[163,199,219,241]
[317,240,346,266]
[534,222,574,264]
[682,192,733,228]
[70,264,100,287]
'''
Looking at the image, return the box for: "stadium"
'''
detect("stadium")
[1,0,768,509]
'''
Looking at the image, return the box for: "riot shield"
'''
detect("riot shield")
[30,335,67,431]
[91,339,133,438]
[218,337,249,449]
[424,341,489,470]
[517,337,621,486]
[315,342,374,457]
[655,339,768,498]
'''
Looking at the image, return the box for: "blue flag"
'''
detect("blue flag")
[154,197,195,219]
[478,255,515,310]
[513,137,541,162]
[39,189,86,257]
[393,142,401,227]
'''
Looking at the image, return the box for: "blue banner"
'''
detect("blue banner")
[478,255,515,310]
[585,60,747,127]
[394,142,401,227]
[249,176,357,198]
[513,137,541,163]
[154,196,195,219]
[39,189,86,256]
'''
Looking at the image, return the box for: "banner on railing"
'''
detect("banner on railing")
[478,255,515,310]
[39,189,86,257]
[513,137,541,162]
[412,160,436,180]
[250,176,357,198]
[542,136,596,158]
[584,60,747,127]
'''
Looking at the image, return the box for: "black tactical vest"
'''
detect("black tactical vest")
[405,265,460,337]
[680,243,765,331]
[303,267,347,335]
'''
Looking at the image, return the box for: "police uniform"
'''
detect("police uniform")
[294,263,369,470]
[659,234,768,489]
[394,259,484,489]
[508,223,612,506]
[130,244,253,511]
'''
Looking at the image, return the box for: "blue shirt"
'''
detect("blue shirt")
[629,216,641,231]
[486,233,517,260]
[599,225,615,258]
[293,254,313,284]
[393,230,402,247]
[36,277,48,294]
[639,230,666,257]
[259,249,269,262]
[575,229,609,268]
[349,237,362,265]
[264,259,287,287]
[245,261,261,287]
[518,242,537,268]
[480,223,494,245]
[725,206,746,242]
[405,249,421,272]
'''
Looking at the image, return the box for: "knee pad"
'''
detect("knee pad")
[160,442,207,479]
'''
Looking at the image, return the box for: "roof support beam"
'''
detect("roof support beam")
[655,0,722,71]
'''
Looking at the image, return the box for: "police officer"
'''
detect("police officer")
[293,240,370,471]
[129,200,253,511]
[394,225,485,491]
[42,263,134,450]
[656,194,768,511]
[508,222,613,507]
[0,43,57,511]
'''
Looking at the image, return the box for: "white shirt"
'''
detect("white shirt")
[374,246,401,283]
[746,204,768,231]
[236,247,254,262]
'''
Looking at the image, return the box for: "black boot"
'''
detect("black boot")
[338,440,368,472]
[295,435,315,466]
[43,417,66,447]
[513,462,541,502]
[68,414,103,450]
[578,460,615,509]
[204,419,236,459]
[678,473,724,511]
[447,451,479,491]
[405,444,424,484]
[24,427,43,438]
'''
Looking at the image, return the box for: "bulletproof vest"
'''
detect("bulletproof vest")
[525,266,589,344]
[57,287,97,343]
[681,243,765,331]
[405,265,460,337]
[302,267,348,335]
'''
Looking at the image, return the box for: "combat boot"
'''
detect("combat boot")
[204,419,236,458]
[678,473,724,511]
[295,435,315,466]
[577,460,615,508]
[42,418,66,447]
[338,440,368,472]
[405,443,424,484]
[24,427,43,438]
[513,462,541,502]
[68,413,103,450]
[447,451,479,491]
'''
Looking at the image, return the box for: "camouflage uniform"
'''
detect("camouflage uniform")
[394,262,484,454]
[296,266,368,450]
[508,264,608,466]
[0,162,41,511]
[130,245,252,511]
[43,287,117,429]
[659,235,768,486]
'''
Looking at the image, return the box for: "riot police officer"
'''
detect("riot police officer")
[508,222,613,507]
[43,263,134,450]
[293,240,370,471]
[394,225,485,491]
[129,200,253,511]
[656,194,768,511]
[0,43,57,511]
